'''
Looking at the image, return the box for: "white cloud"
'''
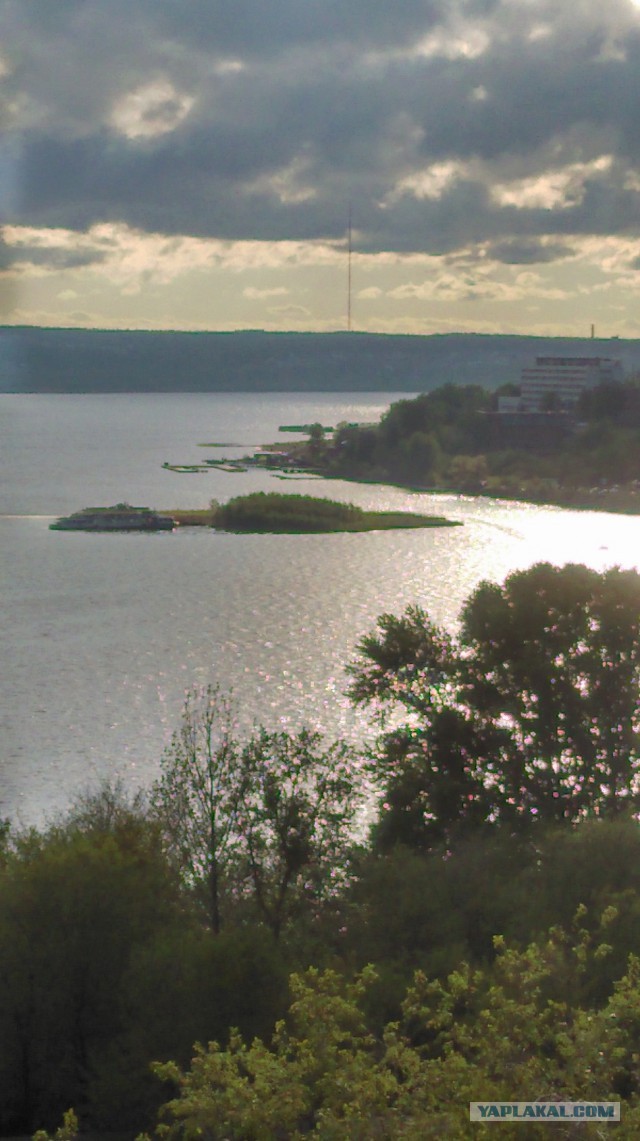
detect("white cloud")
[214,59,245,75]
[389,161,469,203]
[492,156,614,210]
[243,156,317,204]
[3,223,349,288]
[415,24,490,60]
[243,286,289,299]
[388,274,503,302]
[267,303,311,319]
[386,264,572,304]
[624,169,640,192]
[109,80,194,139]
[527,23,553,43]
[542,233,640,275]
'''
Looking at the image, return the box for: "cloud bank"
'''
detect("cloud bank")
[3,0,640,332]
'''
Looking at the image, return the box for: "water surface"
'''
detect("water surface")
[3,393,639,824]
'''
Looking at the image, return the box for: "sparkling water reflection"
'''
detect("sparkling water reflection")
[3,394,640,824]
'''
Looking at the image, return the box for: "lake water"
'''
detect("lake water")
[3,392,640,825]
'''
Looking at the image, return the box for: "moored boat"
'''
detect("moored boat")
[50,504,175,531]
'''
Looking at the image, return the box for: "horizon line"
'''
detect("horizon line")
[0,323,629,341]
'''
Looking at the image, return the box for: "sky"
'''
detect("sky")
[3,0,640,336]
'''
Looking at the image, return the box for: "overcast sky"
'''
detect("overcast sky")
[4,0,640,335]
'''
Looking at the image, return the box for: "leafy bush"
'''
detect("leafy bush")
[213,492,364,532]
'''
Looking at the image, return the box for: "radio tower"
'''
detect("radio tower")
[347,205,353,332]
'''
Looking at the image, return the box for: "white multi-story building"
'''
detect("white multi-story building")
[519,356,623,412]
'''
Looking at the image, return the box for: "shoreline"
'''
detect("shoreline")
[275,463,640,517]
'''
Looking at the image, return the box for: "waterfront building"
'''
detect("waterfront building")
[519,356,623,412]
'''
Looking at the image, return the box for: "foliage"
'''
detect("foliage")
[342,821,640,1017]
[0,810,189,1132]
[57,774,150,833]
[6,727,640,1134]
[0,787,290,1135]
[6,800,640,1134]
[211,491,453,532]
[330,386,491,485]
[236,727,361,940]
[348,563,640,848]
[150,687,245,933]
[6,559,640,1133]
[150,916,640,1139]
[0,817,10,865]
[307,422,326,443]
[316,381,640,502]
[213,492,365,532]
[151,687,362,938]
[32,1108,79,1141]
[460,562,640,821]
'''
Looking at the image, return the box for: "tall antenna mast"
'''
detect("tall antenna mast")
[347,204,352,332]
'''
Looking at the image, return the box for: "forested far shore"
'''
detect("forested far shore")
[4,562,640,1138]
[281,381,640,511]
[5,326,640,393]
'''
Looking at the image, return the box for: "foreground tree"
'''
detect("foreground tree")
[150,687,244,933]
[342,818,640,1015]
[348,563,640,849]
[0,813,188,1133]
[149,913,640,1139]
[152,687,361,937]
[0,788,290,1134]
[237,728,358,939]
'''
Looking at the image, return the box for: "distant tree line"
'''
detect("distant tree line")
[3,563,640,1136]
[301,380,640,503]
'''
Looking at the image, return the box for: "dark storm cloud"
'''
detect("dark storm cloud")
[147,0,448,55]
[4,0,640,255]
[486,239,576,265]
[0,237,14,271]
[11,245,108,271]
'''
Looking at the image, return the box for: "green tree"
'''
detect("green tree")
[152,688,361,939]
[150,686,244,933]
[402,431,441,484]
[447,453,488,492]
[0,812,188,1132]
[237,728,359,940]
[348,563,640,849]
[32,1109,79,1141]
[461,563,640,821]
[150,916,640,1139]
[0,786,289,1134]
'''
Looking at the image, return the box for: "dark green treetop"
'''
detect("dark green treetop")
[348,563,640,849]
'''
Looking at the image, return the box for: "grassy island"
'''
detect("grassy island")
[208,491,459,533]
